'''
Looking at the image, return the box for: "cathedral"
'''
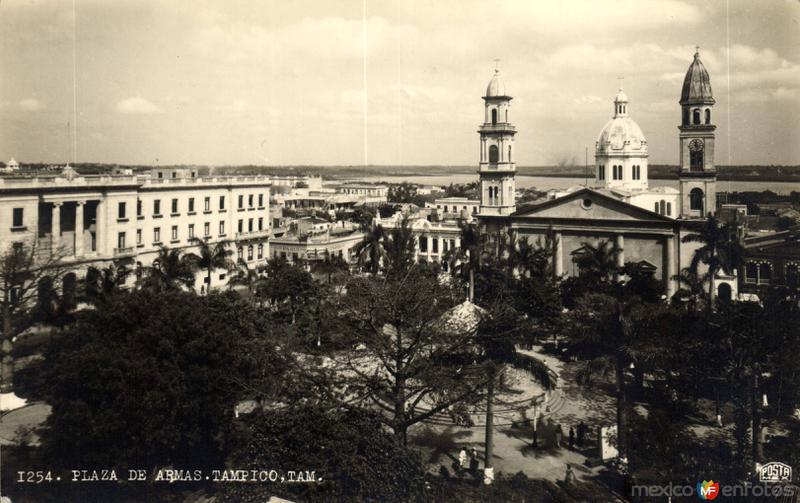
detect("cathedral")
[477,50,725,298]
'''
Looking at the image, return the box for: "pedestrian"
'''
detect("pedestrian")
[564,464,576,485]
[458,448,467,470]
[568,426,575,450]
[577,421,586,447]
[555,423,563,448]
[469,448,479,476]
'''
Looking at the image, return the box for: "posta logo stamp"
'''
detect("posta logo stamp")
[760,462,792,483]
[697,480,720,500]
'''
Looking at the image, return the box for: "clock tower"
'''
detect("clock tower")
[478,67,516,217]
[678,48,717,219]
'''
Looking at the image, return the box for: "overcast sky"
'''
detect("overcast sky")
[1,0,798,167]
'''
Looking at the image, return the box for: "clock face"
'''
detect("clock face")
[689,139,704,152]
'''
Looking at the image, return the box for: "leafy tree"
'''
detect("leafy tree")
[227,259,263,297]
[220,406,428,503]
[258,257,315,324]
[138,246,196,292]
[184,236,234,292]
[387,182,419,204]
[0,240,67,393]
[383,217,417,279]
[311,250,349,284]
[681,216,746,306]
[39,290,274,471]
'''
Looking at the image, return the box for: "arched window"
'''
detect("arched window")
[505,109,508,122]
[705,109,711,124]
[682,108,689,125]
[508,145,512,162]
[666,202,672,216]
[598,165,605,180]
[693,109,700,124]
[689,188,704,211]
[659,200,666,215]
[491,109,497,124]
[758,263,772,284]
[718,283,732,302]
[654,202,659,213]
[488,145,499,164]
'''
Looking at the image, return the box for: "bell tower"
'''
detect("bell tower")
[678,47,717,219]
[478,66,516,216]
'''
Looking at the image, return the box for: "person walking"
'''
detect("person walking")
[458,448,467,470]
[469,447,479,477]
[568,426,575,450]
[555,423,564,448]
[565,464,576,485]
[577,421,586,447]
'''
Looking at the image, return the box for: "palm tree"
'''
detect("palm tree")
[185,237,234,293]
[311,251,349,284]
[445,220,484,300]
[84,263,130,305]
[139,246,195,292]
[574,240,619,282]
[354,225,387,274]
[227,259,263,296]
[681,217,746,306]
[673,267,709,310]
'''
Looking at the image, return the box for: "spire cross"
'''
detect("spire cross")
[494,58,500,71]
[617,76,624,90]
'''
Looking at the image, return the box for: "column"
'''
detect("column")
[95,200,105,256]
[51,203,62,249]
[665,236,676,298]
[615,234,625,268]
[553,231,563,279]
[75,201,85,256]
[426,235,432,261]
[438,237,444,262]
[414,236,419,262]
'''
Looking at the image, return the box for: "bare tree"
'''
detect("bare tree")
[1,239,68,393]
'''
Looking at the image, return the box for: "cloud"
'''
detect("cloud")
[116,97,162,114]
[18,98,45,111]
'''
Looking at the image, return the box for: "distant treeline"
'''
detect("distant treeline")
[8,162,800,182]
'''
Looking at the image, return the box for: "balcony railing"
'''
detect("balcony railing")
[114,246,135,257]
[235,229,271,240]
[479,123,516,132]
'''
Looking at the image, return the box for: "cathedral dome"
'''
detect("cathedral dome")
[596,89,647,153]
[680,49,715,105]
[485,69,507,97]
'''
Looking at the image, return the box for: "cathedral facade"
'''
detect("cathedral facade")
[477,50,723,299]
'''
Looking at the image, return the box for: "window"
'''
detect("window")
[419,236,428,253]
[248,194,254,207]
[682,108,689,126]
[491,108,497,124]
[171,198,178,214]
[117,232,126,249]
[488,145,499,164]
[258,217,263,231]
[12,208,23,227]
[118,202,126,219]
[204,222,210,236]
[238,195,244,209]
[219,221,225,235]
[219,196,226,210]
[705,109,711,124]
[659,200,666,215]
[154,199,161,216]
[689,188,704,211]
[154,227,161,243]
[258,194,263,207]
[136,229,142,245]
[759,263,772,285]
[237,247,243,261]
[632,165,641,180]
[693,109,700,124]
[598,165,605,180]
[612,165,623,180]
[238,219,243,233]
[786,264,799,288]
[248,218,253,232]
[204,197,210,211]
[247,245,254,261]
[508,145,512,162]
[171,225,178,241]
[654,202,659,213]
[188,198,195,213]
[432,238,439,254]
[257,244,263,259]
[745,263,758,284]
[137,199,142,217]
[189,224,195,238]
[666,202,672,216]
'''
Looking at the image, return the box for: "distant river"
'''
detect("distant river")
[351,174,798,195]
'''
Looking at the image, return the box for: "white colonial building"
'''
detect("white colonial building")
[0,167,271,291]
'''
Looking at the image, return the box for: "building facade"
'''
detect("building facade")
[478,69,517,217]
[0,168,271,290]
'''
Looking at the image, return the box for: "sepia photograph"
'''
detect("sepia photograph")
[0,0,799,501]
